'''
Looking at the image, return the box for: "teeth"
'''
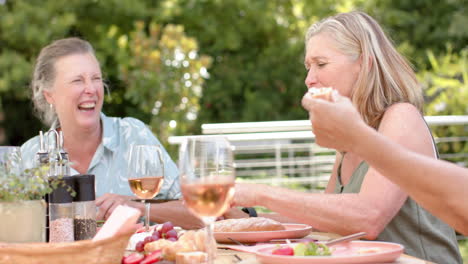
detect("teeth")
[78,102,96,109]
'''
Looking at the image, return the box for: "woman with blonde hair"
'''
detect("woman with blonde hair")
[232,11,462,263]
[21,37,203,229]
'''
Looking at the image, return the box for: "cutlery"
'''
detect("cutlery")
[321,232,367,247]
[227,231,367,247]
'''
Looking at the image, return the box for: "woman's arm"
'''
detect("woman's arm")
[234,103,435,239]
[96,194,204,230]
[351,119,468,235]
[302,94,468,234]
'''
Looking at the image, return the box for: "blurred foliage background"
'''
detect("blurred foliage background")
[0,0,467,158]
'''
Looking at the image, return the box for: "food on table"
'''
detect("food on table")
[271,246,294,256]
[144,229,212,261]
[135,222,180,253]
[213,217,285,232]
[271,241,332,257]
[293,241,332,256]
[308,87,335,101]
[122,250,162,264]
[176,251,208,264]
[122,252,145,264]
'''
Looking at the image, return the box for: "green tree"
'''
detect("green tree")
[357,0,468,68]
[418,47,468,164]
[152,0,336,127]
[104,21,212,153]
[1,0,467,155]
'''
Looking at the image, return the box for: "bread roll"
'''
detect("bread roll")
[308,87,334,101]
[213,217,285,232]
[144,229,212,261]
[176,252,207,264]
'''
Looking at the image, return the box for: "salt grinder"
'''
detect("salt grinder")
[48,176,74,243]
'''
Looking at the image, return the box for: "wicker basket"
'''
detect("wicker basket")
[0,231,133,264]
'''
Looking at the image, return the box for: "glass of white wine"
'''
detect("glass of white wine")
[127,144,165,233]
[179,136,235,264]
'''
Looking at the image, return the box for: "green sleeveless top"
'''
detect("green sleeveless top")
[334,153,462,263]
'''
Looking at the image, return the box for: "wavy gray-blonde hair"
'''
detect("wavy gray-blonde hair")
[306,11,423,129]
[31,37,96,126]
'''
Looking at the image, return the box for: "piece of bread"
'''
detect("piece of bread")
[176,252,207,264]
[144,229,212,261]
[213,217,285,232]
[308,87,334,101]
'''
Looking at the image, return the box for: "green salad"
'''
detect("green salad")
[293,242,332,256]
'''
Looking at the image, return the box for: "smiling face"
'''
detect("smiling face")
[43,53,104,131]
[304,32,361,98]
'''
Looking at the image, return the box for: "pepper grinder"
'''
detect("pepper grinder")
[73,174,97,240]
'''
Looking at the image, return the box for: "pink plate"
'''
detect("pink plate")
[255,241,404,264]
[214,223,312,243]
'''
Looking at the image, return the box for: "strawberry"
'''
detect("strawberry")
[272,246,294,256]
[140,250,163,264]
[122,253,144,264]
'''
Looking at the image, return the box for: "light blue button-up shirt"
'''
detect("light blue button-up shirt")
[20,113,181,199]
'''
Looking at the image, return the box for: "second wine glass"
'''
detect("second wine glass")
[179,136,236,264]
[127,144,165,233]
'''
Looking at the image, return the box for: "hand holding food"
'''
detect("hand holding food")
[307,87,336,101]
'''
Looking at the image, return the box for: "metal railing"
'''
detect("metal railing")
[168,115,468,189]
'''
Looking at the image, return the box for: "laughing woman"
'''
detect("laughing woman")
[21,37,202,229]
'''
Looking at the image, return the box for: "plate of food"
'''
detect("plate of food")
[255,240,404,264]
[214,217,313,243]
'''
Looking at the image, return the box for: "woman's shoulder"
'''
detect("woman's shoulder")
[378,102,430,139]
[103,115,159,144]
[103,115,150,133]
[384,102,420,116]
[379,103,423,128]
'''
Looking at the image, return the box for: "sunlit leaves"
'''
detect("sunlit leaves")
[419,47,468,164]
[109,20,212,144]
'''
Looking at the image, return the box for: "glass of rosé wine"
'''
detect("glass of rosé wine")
[179,136,235,264]
[127,144,165,233]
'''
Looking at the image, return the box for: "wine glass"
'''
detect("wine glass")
[179,136,235,264]
[0,146,23,177]
[127,144,165,233]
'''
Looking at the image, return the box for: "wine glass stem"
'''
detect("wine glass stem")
[144,200,150,232]
[203,217,216,264]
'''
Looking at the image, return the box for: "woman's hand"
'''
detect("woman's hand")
[301,91,365,152]
[96,193,140,220]
[222,207,249,219]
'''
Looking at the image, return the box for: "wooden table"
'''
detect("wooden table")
[212,232,432,264]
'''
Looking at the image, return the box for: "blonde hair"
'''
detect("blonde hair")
[306,11,423,129]
[31,37,96,126]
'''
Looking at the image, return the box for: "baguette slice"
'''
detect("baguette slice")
[214,217,285,232]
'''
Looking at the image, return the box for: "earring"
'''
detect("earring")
[49,104,53,110]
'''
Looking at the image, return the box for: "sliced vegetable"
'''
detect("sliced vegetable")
[293,242,332,256]
[272,246,294,256]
